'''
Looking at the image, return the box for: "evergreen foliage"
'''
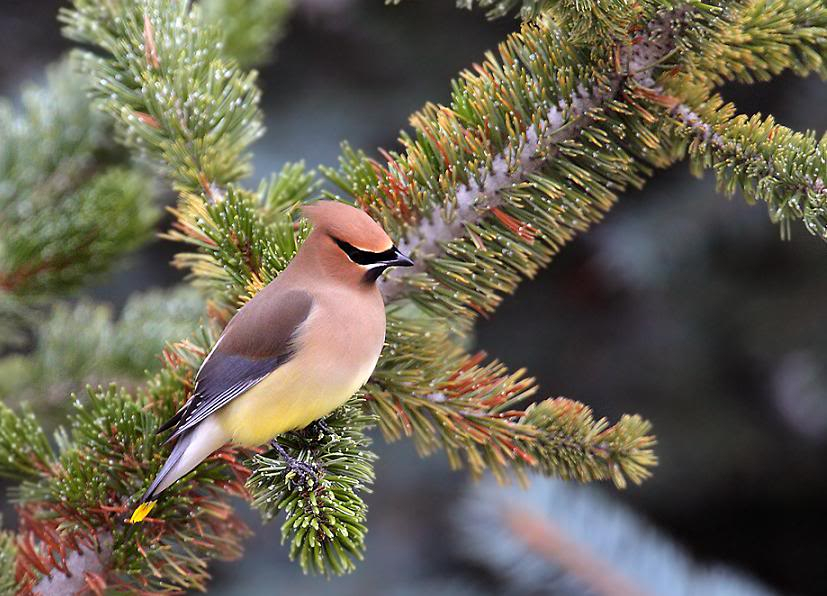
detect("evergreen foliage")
[201,0,292,68]
[671,99,827,240]
[0,59,157,300]
[0,522,16,595]
[0,293,30,353]
[0,287,204,411]
[249,398,376,575]
[2,330,260,592]
[0,0,825,590]
[61,0,264,195]
[459,477,775,595]
[0,403,54,481]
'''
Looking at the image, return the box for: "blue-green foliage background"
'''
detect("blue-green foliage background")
[1,0,826,593]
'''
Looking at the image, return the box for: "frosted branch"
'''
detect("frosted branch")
[379,9,686,300]
[33,535,112,596]
[671,103,827,207]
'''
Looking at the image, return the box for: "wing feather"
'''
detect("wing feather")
[161,289,313,440]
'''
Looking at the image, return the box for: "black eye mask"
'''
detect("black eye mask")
[332,237,399,266]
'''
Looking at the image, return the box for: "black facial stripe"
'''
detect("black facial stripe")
[332,237,396,266]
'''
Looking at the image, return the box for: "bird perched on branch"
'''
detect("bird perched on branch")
[129,201,413,523]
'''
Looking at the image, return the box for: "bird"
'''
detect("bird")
[128,200,413,524]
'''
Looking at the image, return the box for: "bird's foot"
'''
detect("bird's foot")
[309,418,334,438]
[269,440,320,485]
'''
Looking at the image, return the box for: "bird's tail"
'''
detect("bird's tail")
[127,419,227,524]
[127,431,195,524]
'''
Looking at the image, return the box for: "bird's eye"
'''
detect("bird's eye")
[332,237,396,265]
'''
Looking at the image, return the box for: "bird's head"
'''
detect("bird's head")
[301,201,413,285]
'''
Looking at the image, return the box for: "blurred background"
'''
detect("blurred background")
[2,1,826,594]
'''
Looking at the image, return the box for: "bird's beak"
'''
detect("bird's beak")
[389,247,414,268]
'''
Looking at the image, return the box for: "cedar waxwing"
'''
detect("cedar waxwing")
[129,201,413,523]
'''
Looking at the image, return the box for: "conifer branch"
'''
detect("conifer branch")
[460,477,775,595]
[0,60,157,299]
[8,373,253,593]
[367,318,655,486]
[0,287,204,412]
[0,525,16,595]
[644,0,827,241]
[60,0,265,195]
[451,0,550,21]
[0,404,56,481]
[327,9,685,317]
[352,0,827,318]
[31,535,113,596]
[667,97,827,240]
[2,0,286,302]
[4,0,824,588]
[679,0,827,86]
[201,0,292,68]
[248,399,376,575]
[164,181,312,305]
[370,370,655,488]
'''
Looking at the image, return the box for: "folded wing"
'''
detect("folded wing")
[159,289,314,441]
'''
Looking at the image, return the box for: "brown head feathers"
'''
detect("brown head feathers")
[303,201,392,253]
[301,201,413,285]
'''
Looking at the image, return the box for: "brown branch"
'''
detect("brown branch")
[143,14,160,69]
[503,504,649,596]
[31,535,113,596]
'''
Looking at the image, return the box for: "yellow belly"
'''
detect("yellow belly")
[214,352,376,446]
[214,284,386,447]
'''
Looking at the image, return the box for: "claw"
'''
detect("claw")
[269,440,320,485]
[309,418,334,438]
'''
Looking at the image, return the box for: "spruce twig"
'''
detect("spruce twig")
[2,0,827,589]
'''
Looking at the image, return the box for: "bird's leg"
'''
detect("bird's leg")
[269,440,319,484]
[309,417,334,438]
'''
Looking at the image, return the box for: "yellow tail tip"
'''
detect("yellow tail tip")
[128,500,157,524]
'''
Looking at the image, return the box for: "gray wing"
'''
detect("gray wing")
[159,289,313,441]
